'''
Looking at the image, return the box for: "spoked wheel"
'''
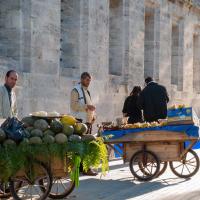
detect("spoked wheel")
[9,160,52,200]
[0,180,22,198]
[39,175,75,199]
[129,150,160,181]
[156,161,168,177]
[139,161,168,178]
[169,149,200,178]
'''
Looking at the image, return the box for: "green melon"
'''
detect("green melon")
[69,134,82,142]
[0,128,6,142]
[81,134,96,142]
[63,124,74,136]
[21,116,36,127]
[26,126,34,133]
[44,129,55,136]
[34,119,49,131]
[55,133,68,144]
[74,123,88,136]
[43,135,55,144]
[29,136,43,144]
[50,120,63,133]
[3,139,16,146]
[20,138,30,145]
[24,130,31,138]
[31,129,43,137]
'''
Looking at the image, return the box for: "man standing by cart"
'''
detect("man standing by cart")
[70,72,97,176]
[138,77,169,122]
[0,70,18,119]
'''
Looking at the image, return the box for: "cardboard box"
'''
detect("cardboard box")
[167,107,199,126]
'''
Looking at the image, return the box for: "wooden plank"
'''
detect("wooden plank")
[105,130,198,144]
[124,142,183,162]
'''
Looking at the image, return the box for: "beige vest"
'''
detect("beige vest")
[0,85,17,119]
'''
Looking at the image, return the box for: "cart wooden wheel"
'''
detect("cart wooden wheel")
[39,175,75,199]
[0,181,22,198]
[169,149,200,178]
[129,150,160,181]
[9,160,52,200]
[139,161,168,178]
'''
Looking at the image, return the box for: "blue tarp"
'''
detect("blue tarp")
[102,124,200,157]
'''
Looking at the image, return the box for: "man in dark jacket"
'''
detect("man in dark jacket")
[138,77,169,122]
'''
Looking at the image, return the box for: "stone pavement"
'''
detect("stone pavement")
[67,151,200,200]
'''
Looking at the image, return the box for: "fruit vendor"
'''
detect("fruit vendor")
[0,70,18,119]
[138,77,169,122]
[70,72,97,176]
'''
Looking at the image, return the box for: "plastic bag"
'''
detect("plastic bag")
[1,117,26,142]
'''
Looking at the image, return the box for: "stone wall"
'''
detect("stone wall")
[1,0,200,127]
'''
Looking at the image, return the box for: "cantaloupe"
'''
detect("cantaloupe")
[60,115,77,126]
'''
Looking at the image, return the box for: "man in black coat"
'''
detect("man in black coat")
[138,77,169,122]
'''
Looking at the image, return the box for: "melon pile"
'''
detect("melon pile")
[0,115,96,146]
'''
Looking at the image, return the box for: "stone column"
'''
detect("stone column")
[159,1,171,87]
[128,0,145,87]
[87,0,109,80]
[30,0,60,75]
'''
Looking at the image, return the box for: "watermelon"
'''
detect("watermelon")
[21,116,36,127]
[29,137,43,144]
[63,124,74,136]
[55,133,68,144]
[74,123,88,135]
[31,129,43,137]
[43,135,55,144]
[0,128,6,142]
[3,139,16,146]
[69,135,82,142]
[34,119,49,131]
[44,129,55,136]
[81,134,96,142]
[50,120,63,133]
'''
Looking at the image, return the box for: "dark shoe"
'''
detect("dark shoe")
[82,169,98,176]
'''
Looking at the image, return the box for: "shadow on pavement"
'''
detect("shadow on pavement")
[70,176,190,200]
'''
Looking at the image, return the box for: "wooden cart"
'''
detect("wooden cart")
[105,130,200,181]
[8,155,75,200]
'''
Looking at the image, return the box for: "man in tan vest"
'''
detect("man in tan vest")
[70,72,97,176]
[70,72,96,133]
[0,70,18,119]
